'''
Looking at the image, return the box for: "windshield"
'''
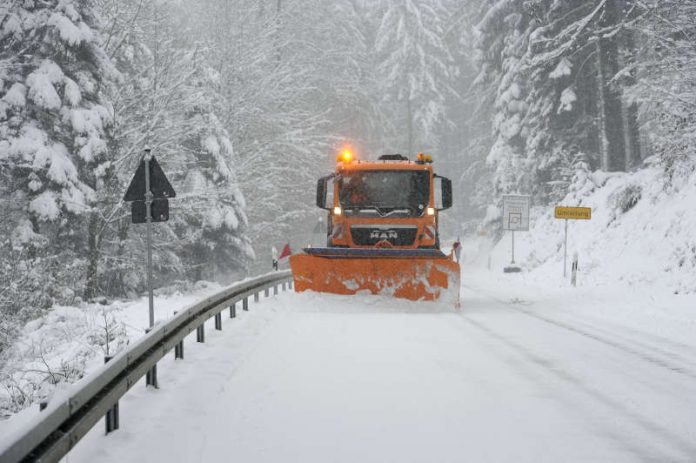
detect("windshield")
[338,170,430,213]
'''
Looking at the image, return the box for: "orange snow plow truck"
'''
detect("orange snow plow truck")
[290,151,460,302]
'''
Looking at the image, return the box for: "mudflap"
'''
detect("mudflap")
[289,248,461,303]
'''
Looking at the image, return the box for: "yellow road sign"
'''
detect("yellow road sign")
[555,206,591,220]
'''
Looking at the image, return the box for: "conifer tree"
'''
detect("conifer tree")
[375,0,455,154]
[0,0,116,305]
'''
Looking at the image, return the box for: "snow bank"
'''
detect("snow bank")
[0,282,223,419]
[476,164,696,294]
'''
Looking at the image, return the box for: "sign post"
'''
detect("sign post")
[123,149,176,388]
[554,206,591,278]
[502,195,530,273]
[564,218,568,277]
[144,154,154,327]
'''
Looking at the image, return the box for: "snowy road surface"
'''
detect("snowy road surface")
[68,272,696,463]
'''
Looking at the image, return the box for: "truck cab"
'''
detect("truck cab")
[316,153,453,250]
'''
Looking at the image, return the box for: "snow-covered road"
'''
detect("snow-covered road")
[68,272,696,463]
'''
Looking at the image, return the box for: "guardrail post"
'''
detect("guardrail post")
[175,340,184,359]
[273,284,278,296]
[146,365,158,388]
[264,287,269,297]
[39,401,47,411]
[230,302,236,318]
[253,292,259,303]
[172,311,184,359]
[104,355,120,434]
[282,281,286,291]
[289,280,293,290]
[197,323,205,343]
[144,328,158,388]
[243,297,248,311]
[215,312,222,330]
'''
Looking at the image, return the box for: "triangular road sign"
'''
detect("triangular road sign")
[124,156,176,201]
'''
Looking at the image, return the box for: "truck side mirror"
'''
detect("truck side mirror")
[316,176,331,209]
[437,176,452,210]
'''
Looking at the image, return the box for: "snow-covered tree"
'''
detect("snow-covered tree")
[520,1,603,201]
[625,0,696,180]
[473,1,530,198]
[94,0,254,289]
[173,64,254,280]
[473,0,649,209]
[0,0,116,307]
[375,0,456,154]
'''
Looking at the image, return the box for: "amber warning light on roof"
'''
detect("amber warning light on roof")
[337,150,353,163]
[416,152,433,163]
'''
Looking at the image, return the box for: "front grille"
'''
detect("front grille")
[350,226,417,246]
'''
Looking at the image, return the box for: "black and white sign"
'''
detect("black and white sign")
[124,155,176,224]
[502,195,530,231]
[131,199,170,224]
[124,156,176,202]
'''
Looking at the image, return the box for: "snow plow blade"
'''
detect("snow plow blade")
[290,248,460,302]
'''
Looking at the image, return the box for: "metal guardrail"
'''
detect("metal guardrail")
[0,270,293,463]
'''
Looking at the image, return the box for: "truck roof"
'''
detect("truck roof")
[337,159,432,172]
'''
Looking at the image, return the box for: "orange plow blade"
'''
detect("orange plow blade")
[289,248,460,303]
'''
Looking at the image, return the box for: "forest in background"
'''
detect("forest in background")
[1,0,696,355]
[472,0,696,216]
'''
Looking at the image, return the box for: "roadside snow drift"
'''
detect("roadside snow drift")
[483,165,696,293]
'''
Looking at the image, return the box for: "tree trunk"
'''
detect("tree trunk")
[84,212,100,300]
[112,217,130,297]
[596,0,627,172]
[274,0,282,64]
[407,96,413,155]
[621,27,642,168]
[579,48,602,170]
[623,101,641,168]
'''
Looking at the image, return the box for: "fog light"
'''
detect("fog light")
[427,207,435,216]
[333,206,342,216]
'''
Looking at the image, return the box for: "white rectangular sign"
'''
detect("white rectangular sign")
[502,195,530,231]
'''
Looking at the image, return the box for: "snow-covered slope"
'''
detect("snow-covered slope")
[476,164,696,294]
[0,282,223,419]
